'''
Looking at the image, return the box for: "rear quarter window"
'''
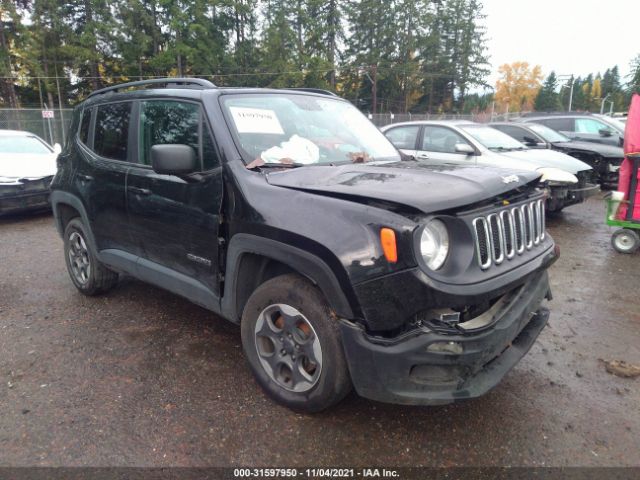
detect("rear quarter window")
[79,108,92,145]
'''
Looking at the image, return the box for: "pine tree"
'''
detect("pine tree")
[534,71,561,112]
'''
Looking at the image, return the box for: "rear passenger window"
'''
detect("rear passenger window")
[94,102,132,161]
[139,100,219,170]
[539,118,574,132]
[79,108,92,145]
[384,126,420,149]
[495,125,531,143]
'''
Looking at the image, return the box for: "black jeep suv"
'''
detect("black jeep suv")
[51,78,557,411]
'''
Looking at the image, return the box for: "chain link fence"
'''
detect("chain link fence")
[0,108,74,146]
[1,107,521,145]
[368,112,518,127]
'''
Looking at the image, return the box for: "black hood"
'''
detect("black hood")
[552,141,624,158]
[265,162,540,214]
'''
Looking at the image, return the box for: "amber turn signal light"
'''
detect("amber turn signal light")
[380,228,398,263]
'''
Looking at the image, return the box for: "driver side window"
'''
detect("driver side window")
[421,126,470,154]
[138,100,220,170]
[575,118,611,134]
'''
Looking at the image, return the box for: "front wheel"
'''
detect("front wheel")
[611,228,640,254]
[240,274,352,412]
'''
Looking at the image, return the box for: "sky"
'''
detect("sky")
[482,0,640,88]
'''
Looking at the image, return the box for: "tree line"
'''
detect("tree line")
[0,0,489,113]
[494,59,640,115]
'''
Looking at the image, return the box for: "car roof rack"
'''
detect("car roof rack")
[87,77,216,99]
[283,88,338,97]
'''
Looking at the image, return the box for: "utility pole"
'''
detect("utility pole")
[559,74,575,111]
[371,64,378,115]
[601,93,611,114]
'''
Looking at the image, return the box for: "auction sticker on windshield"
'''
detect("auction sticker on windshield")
[229,107,284,134]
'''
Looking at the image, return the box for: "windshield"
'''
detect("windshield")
[221,93,401,166]
[460,125,527,150]
[0,136,52,154]
[528,123,570,143]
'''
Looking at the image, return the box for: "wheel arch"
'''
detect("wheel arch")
[50,191,99,253]
[222,234,357,324]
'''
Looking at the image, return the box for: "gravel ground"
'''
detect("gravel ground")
[0,195,638,467]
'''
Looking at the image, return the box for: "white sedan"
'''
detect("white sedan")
[0,130,60,215]
[381,120,599,212]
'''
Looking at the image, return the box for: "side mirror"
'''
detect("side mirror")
[151,144,197,175]
[454,143,475,155]
[599,128,613,137]
[53,143,62,154]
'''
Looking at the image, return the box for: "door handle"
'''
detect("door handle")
[78,174,93,182]
[128,186,151,196]
[416,153,429,159]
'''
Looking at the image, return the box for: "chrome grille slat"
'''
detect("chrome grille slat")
[500,210,515,259]
[472,198,545,270]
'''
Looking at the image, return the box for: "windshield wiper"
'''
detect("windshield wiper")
[489,146,515,152]
[247,162,305,171]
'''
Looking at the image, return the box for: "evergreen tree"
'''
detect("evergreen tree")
[534,71,561,112]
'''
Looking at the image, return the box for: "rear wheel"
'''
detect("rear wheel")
[240,274,352,412]
[611,229,640,254]
[64,218,119,295]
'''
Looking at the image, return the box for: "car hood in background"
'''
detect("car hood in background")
[266,162,540,214]
[0,153,57,183]
[552,141,624,159]
[499,149,591,174]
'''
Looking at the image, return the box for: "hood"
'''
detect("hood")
[499,148,591,174]
[265,162,540,214]
[552,140,624,159]
[0,152,57,183]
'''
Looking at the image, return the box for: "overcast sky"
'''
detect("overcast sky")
[482,0,640,87]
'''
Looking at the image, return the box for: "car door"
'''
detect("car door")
[414,125,476,166]
[382,125,420,157]
[126,98,224,297]
[74,101,136,254]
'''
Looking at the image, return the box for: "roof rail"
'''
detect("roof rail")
[283,88,338,97]
[87,77,216,99]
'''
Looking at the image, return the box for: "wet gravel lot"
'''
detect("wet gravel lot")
[1,195,639,467]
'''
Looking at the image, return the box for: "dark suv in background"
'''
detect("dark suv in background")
[517,112,624,147]
[51,78,557,411]
[491,121,624,189]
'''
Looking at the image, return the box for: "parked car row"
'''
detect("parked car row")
[381,120,598,212]
[0,130,59,215]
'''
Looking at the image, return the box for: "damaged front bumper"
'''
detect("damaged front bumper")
[0,176,53,215]
[339,270,551,405]
[546,182,599,211]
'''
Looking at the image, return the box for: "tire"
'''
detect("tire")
[611,229,640,254]
[240,273,352,412]
[63,218,119,295]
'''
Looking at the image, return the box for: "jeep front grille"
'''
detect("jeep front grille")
[472,199,545,270]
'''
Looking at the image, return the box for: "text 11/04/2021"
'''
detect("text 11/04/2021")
[233,468,400,478]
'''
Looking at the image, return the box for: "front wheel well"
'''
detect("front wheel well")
[233,254,299,322]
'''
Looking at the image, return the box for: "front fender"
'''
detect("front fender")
[221,233,356,323]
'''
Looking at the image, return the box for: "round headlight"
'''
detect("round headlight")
[420,219,449,270]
